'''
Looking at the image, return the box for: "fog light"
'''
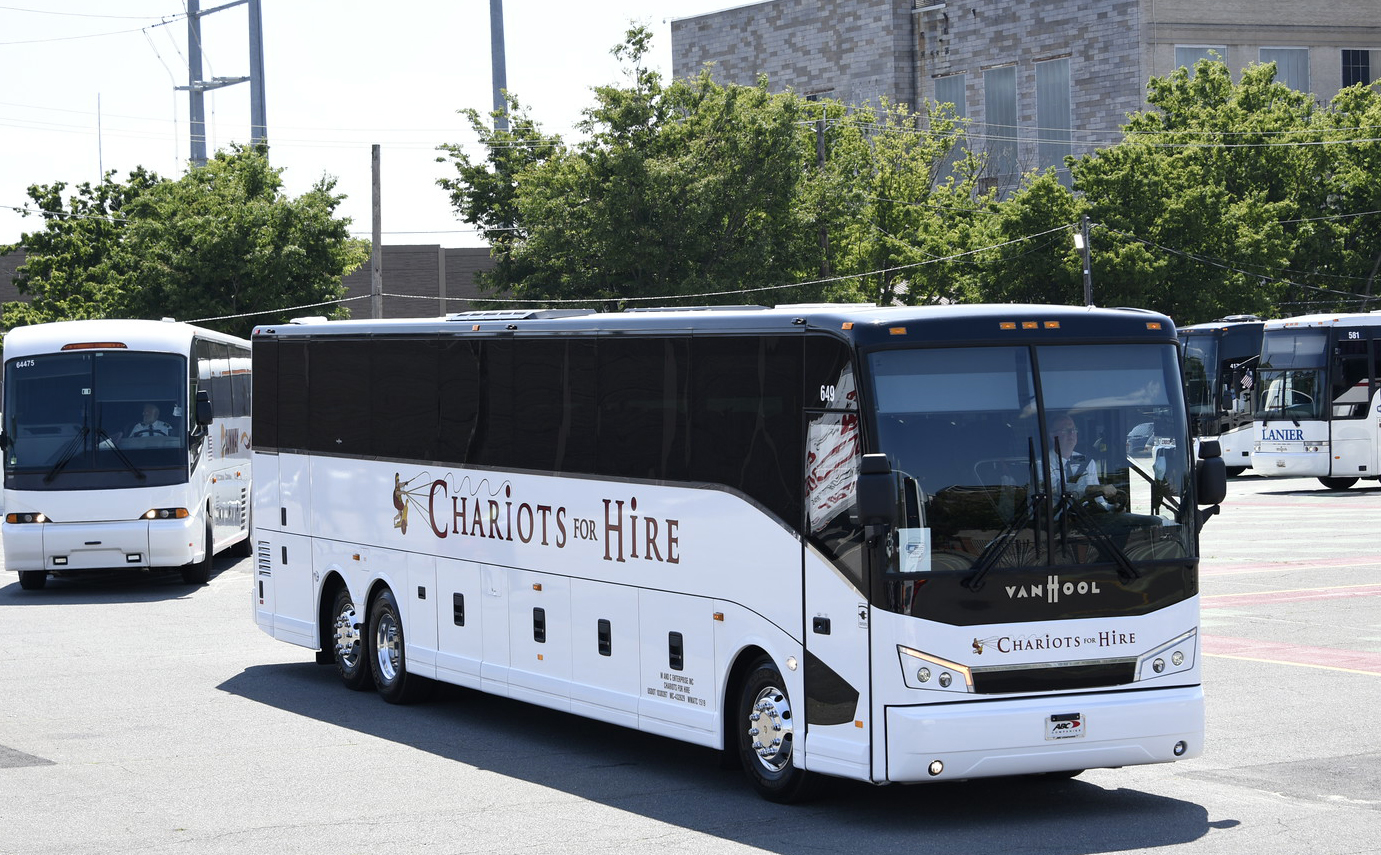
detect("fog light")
[1153,658,1165,673]
[928,760,944,776]
[938,672,952,688]
[917,667,931,683]
[1172,651,1184,666]
[1173,741,1188,757]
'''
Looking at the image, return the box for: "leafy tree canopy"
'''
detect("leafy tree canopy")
[3,145,369,337]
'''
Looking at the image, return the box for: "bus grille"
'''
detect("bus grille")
[971,659,1138,694]
[256,541,272,576]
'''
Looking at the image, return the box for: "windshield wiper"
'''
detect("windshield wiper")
[965,438,1042,591]
[97,428,146,481]
[1051,490,1140,582]
[1127,457,1180,516]
[44,427,89,484]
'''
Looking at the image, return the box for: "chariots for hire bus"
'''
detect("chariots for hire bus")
[249,304,1226,801]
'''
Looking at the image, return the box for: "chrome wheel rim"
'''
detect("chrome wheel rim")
[747,683,794,772]
[374,609,402,683]
[333,601,361,670]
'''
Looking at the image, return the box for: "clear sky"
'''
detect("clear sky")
[0,1,739,250]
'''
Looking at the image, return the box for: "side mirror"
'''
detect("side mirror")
[856,453,895,527]
[1195,440,1227,506]
[195,390,213,427]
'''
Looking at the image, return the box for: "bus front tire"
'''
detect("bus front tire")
[181,520,214,585]
[332,586,372,691]
[736,655,820,803]
[368,587,431,704]
[18,571,46,591]
[1318,476,1358,491]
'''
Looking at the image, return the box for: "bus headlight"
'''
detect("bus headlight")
[143,508,190,520]
[1137,628,1197,680]
[898,645,973,693]
[5,512,48,524]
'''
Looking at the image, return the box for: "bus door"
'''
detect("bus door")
[802,406,873,781]
[1328,328,1377,478]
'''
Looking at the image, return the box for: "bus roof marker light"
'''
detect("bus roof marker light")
[1044,321,1061,329]
[1022,321,1039,329]
[841,322,854,330]
[61,341,127,350]
[1146,322,1163,330]
[999,322,1017,330]
[888,327,907,336]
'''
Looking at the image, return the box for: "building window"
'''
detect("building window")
[1176,46,1227,76]
[934,74,967,119]
[1036,58,1071,185]
[1260,47,1309,93]
[983,65,1017,180]
[1343,50,1374,88]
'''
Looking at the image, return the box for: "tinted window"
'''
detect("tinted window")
[597,337,690,480]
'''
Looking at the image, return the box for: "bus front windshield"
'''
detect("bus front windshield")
[869,343,1192,575]
[1255,330,1327,421]
[3,351,190,490]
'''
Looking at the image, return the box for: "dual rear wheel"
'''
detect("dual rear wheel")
[329,584,430,704]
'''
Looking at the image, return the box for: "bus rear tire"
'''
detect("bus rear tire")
[18,571,47,591]
[736,655,820,803]
[368,587,432,704]
[1318,476,1358,491]
[181,520,214,585]
[331,586,372,691]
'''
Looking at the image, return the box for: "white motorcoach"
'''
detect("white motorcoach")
[250,305,1226,800]
[2,319,253,589]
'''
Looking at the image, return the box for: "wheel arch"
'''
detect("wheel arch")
[720,643,773,768]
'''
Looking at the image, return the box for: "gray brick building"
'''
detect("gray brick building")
[672,0,1381,189]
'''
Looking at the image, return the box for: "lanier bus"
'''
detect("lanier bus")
[1252,311,1381,490]
[1178,316,1263,475]
[250,305,1226,801]
[2,319,253,590]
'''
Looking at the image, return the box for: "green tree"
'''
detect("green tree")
[979,170,1086,305]
[438,27,840,307]
[2,146,369,336]
[1070,60,1327,323]
[1,167,160,328]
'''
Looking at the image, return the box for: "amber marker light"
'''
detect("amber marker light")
[1044,321,1061,329]
[61,341,127,350]
[841,322,854,330]
[999,321,1017,330]
[1022,321,1039,329]
[888,327,907,335]
[1146,322,1163,330]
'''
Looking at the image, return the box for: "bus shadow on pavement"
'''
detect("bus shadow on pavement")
[219,661,1223,854]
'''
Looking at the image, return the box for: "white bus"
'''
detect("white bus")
[1252,310,1381,490]
[250,305,1226,801]
[2,319,253,590]
[1178,316,1263,475]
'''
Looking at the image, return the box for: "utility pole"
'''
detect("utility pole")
[816,113,830,278]
[372,145,383,319]
[490,0,508,131]
[177,0,266,167]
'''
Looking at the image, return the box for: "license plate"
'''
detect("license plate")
[1046,712,1085,740]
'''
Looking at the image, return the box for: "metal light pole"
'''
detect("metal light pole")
[1075,215,1093,306]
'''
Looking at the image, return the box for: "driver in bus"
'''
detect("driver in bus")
[1048,414,1119,511]
[126,403,173,439]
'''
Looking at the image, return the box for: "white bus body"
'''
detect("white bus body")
[1251,311,1381,490]
[250,305,1224,800]
[3,319,253,589]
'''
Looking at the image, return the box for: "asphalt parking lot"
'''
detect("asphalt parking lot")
[0,471,1377,854]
